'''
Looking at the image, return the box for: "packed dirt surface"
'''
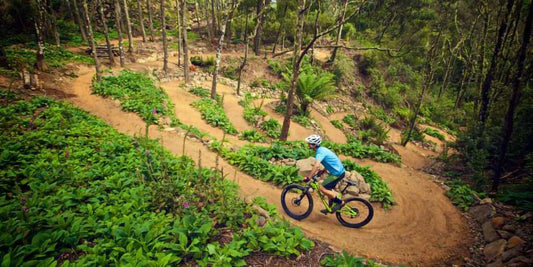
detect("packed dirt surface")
[53,54,471,265]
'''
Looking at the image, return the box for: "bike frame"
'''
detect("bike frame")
[305,174,358,216]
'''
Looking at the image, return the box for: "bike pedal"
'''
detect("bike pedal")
[320,209,329,215]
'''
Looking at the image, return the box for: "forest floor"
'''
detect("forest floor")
[10,39,474,266]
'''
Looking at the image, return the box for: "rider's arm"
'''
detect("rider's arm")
[306,160,322,180]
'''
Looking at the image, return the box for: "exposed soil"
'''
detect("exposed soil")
[20,43,472,266]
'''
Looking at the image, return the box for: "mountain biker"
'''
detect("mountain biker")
[303,134,346,213]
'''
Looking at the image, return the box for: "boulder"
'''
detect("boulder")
[484,239,507,261]
[469,204,495,223]
[482,221,500,242]
[359,182,372,194]
[492,217,505,229]
[502,247,521,262]
[295,157,316,177]
[507,236,526,249]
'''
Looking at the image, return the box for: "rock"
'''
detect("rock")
[503,224,516,233]
[357,193,371,201]
[480,198,493,204]
[505,256,531,267]
[353,171,365,183]
[295,157,316,177]
[483,221,500,242]
[492,217,505,229]
[469,204,495,224]
[359,182,372,194]
[163,127,176,132]
[345,186,360,196]
[507,236,526,249]
[502,247,521,262]
[484,239,507,261]
[497,230,513,240]
[256,216,267,227]
[486,259,503,267]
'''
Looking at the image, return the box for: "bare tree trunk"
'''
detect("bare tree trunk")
[253,0,265,55]
[475,11,490,113]
[46,1,60,46]
[34,0,47,71]
[479,0,514,131]
[493,1,532,193]
[328,0,348,63]
[147,0,155,41]
[175,0,182,67]
[115,0,126,67]
[181,0,190,83]
[122,0,135,54]
[237,12,249,95]
[211,22,227,99]
[210,0,217,35]
[280,0,305,140]
[71,0,88,43]
[272,4,288,54]
[137,0,147,42]
[205,0,213,40]
[97,0,115,65]
[194,2,201,32]
[160,0,168,75]
[82,0,101,81]
[438,52,455,99]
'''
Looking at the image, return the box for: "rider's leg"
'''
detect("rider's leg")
[319,174,344,213]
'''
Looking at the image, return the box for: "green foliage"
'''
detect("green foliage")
[260,119,282,138]
[189,86,212,98]
[92,70,175,124]
[243,106,267,125]
[401,126,425,143]
[343,114,358,127]
[324,138,401,165]
[331,120,345,130]
[5,46,93,72]
[191,98,238,135]
[293,115,312,127]
[370,107,396,124]
[445,180,482,211]
[190,56,215,67]
[239,129,266,142]
[342,160,396,208]
[252,197,278,216]
[332,52,356,86]
[321,250,379,267]
[0,96,249,265]
[424,127,446,141]
[292,71,336,115]
[357,117,389,145]
[221,58,240,80]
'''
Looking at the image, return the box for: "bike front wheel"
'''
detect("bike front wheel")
[281,184,313,220]
[336,197,374,228]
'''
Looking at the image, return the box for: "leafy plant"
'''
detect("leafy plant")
[239,129,266,142]
[321,250,379,267]
[424,127,446,141]
[191,98,238,135]
[190,56,214,67]
[293,115,312,127]
[445,180,481,211]
[343,114,358,127]
[290,71,336,115]
[260,119,281,138]
[92,70,175,124]
[324,138,401,165]
[331,120,344,130]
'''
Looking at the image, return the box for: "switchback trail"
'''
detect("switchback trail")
[62,65,471,266]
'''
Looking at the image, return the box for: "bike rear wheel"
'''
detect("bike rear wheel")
[336,197,374,228]
[281,184,313,220]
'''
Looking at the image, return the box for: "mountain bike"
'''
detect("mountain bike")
[281,170,374,228]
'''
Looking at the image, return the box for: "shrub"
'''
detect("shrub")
[190,56,214,67]
[332,52,356,86]
[424,127,446,141]
[321,250,379,267]
[239,129,266,142]
[330,120,344,130]
[446,180,482,211]
[293,115,312,127]
[342,114,358,127]
[260,119,282,138]
[191,98,238,135]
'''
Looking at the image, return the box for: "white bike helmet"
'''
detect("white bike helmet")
[305,134,322,146]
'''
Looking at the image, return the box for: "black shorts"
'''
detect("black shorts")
[322,172,345,190]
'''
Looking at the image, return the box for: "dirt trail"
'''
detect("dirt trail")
[63,66,471,266]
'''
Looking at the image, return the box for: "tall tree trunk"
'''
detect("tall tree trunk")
[181,0,190,83]
[210,0,217,35]
[479,0,514,131]
[438,53,455,99]
[82,0,101,81]
[194,1,201,32]
[328,0,348,63]
[280,0,305,141]
[160,0,168,75]
[237,12,249,95]
[493,2,532,193]
[475,11,490,113]
[272,4,288,54]
[46,1,60,46]
[34,0,47,71]
[122,0,135,54]
[97,0,115,65]
[71,0,88,43]
[205,0,213,40]
[137,0,147,42]
[115,0,126,67]
[211,23,227,99]
[147,0,155,41]
[253,0,265,56]
[175,0,182,67]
